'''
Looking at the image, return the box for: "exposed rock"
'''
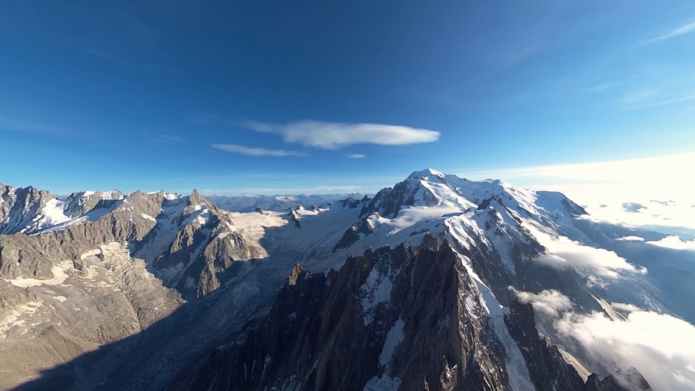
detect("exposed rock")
[0,183,55,234]
[333,218,373,251]
[168,243,512,391]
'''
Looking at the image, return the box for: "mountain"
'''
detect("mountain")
[207,194,361,213]
[2,170,693,390]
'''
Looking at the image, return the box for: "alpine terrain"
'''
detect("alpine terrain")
[1,169,693,391]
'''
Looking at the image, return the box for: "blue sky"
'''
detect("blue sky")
[1,1,694,195]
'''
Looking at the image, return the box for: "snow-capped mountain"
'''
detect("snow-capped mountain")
[2,170,694,391]
[207,193,359,213]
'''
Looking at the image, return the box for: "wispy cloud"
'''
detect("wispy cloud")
[0,115,65,134]
[142,132,184,144]
[645,21,695,43]
[619,88,661,105]
[210,143,305,157]
[346,153,366,159]
[649,93,695,107]
[244,120,440,149]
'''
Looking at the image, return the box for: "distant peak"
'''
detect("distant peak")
[189,189,206,205]
[408,168,445,180]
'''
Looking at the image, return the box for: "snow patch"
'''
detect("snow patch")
[363,374,402,391]
[4,260,72,288]
[456,253,535,391]
[39,199,70,225]
[360,266,393,325]
[379,319,405,366]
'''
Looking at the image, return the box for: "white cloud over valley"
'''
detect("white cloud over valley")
[646,235,695,251]
[555,309,695,391]
[524,223,644,278]
[509,287,573,317]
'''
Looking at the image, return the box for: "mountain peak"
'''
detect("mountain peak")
[408,168,445,180]
[188,189,206,205]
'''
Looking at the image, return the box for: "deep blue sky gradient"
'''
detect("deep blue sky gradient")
[1,1,694,194]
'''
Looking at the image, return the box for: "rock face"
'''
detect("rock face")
[0,183,56,234]
[170,242,651,391]
[505,300,586,391]
[169,242,511,391]
[0,186,262,299]
[0,242,182,390]
[0,186,265,389]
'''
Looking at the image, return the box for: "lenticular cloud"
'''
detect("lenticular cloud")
[245,120,440,149]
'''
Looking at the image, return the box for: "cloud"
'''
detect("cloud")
[555,309,695,391]
[210,144,305,157]
[646,235,695,251]
[346,153,366,159]
[142,132,184,144]
[244,120,440,149]
[0,115,65,134]
[459,152,695,205]
[525,223,645,278]
[649,93,695,107]
[509,287,573,317]
[645,21,695,43]
[583,199,695,238]
[617,236,645,242]
[622,202,646,213]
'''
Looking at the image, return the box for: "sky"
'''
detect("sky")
[1,0,694,198]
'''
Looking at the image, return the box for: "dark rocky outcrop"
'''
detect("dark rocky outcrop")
[0,184,55,234]
[505,300,585,391]
[333,218,374,251]
[168,242,512,391]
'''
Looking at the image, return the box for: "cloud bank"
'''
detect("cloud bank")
[244,120,440,149]
[509,287,573,317]
[210,144,305,157]
[460,153,695,205]
[525,223,644,278]
[555,308,695,391]
[646,235,695,251]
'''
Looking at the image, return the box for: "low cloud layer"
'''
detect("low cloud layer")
[525,223,644,278]
[583,199,695,238]
[245,120,440,149]
[210,144,305,157]
[646,235,695,251]
[509,287,573,317]
[555,308,695,391]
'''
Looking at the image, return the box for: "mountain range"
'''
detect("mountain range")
[1,169,694,390]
